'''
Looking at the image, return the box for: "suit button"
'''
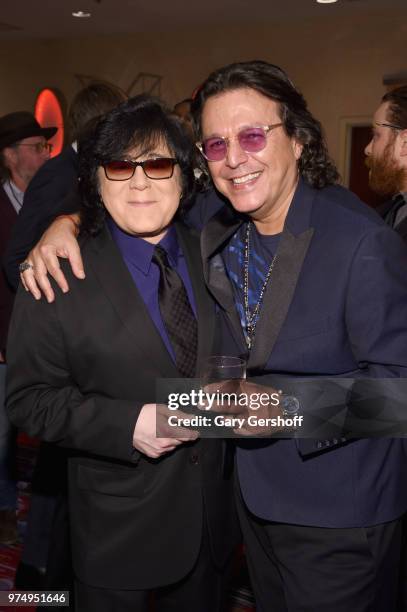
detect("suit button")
[332,438,338,445]
[190,454,199,464]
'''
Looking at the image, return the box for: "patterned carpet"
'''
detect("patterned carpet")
[0,433,36,611]
[0,434,255,611]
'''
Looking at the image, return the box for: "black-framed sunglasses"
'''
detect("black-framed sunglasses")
[103,158,178,181]
[196,123,283,162]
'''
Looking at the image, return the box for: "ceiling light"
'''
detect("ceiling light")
[316,0,338,3]
[72,10,92,18]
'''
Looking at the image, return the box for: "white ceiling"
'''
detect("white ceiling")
[0,0,406,40]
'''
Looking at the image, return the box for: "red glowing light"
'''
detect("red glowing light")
[34,89,64,157]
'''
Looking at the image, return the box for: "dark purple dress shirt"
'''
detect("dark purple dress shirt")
[108,218,197,362]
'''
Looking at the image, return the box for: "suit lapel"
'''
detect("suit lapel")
[247,226,314,371]
[0,186,18,249]
[0,186,18,223]
[248,180,316,370]
[86,225,178,378]
[201,206,247,348]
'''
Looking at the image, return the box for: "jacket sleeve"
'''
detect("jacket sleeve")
[298,224,407,455]
[185,188,227,231]
[3,167,80,291]
[344,224,407,377]
[5,285,142,463]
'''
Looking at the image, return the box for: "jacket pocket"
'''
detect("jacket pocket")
[77,463,145,497]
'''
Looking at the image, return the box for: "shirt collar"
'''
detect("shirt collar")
[107,217,179,275]
[2,179,24,213]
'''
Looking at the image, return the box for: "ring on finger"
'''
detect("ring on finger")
[19,261,34,273]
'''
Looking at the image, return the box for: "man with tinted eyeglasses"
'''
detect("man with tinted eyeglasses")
[365,85,407,241]
[0,111,56,545]
[189,63,407,612]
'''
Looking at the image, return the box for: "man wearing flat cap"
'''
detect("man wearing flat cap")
[0,111,56,544]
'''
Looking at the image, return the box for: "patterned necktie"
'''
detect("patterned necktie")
[153,245,198,377]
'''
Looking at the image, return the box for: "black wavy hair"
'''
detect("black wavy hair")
[191,60,339,189]
[79,94,196,235]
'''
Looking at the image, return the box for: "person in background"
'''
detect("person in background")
[6,95,238,612]
[173,98,207,188]
[365,85,407,240]
[0,111,56,545]
[173,99,193,131]
[4,82,127,290]
[365,84,407,612]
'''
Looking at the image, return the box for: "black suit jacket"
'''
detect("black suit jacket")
[3,146,79,290]
[6,222,239,589]
[0,185,17,352]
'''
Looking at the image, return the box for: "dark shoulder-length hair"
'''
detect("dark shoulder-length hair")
[191,60,339,189]
[79,94,196,235]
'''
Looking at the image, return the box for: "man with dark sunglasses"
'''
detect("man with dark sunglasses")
[1,84,128,597]
[6,96,239,612]
[15,62,407,612]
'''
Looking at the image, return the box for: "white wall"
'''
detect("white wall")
[0,9,405,168]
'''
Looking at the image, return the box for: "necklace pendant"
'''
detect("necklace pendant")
[246,325,253,350]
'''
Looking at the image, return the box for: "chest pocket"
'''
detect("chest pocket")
[275,316,354,374]
[283,315,333,341]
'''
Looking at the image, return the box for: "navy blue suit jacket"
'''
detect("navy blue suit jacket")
[198,179,407,528]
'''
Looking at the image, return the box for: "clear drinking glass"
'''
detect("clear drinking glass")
[200,356,246,386]
[198,356,247,413]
